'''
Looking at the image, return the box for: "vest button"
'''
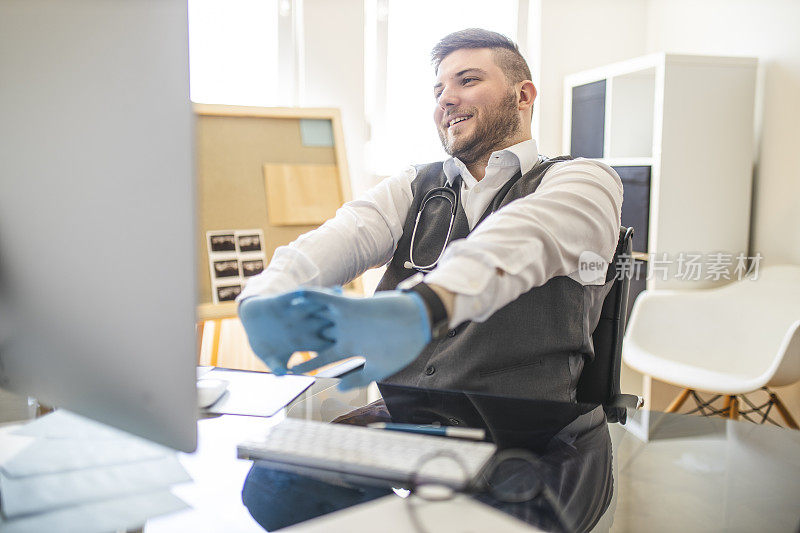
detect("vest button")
[425,365,435,376]
[447,329,457,338]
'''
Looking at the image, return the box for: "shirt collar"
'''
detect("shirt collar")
[442,138,540,186]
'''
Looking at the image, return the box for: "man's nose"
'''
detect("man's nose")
[437,86,459,110]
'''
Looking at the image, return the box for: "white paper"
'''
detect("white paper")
[11,409,131,440]
[0,426,34,467]
[1,436,171,477]
[2,409,174,478]
[202,368,314,417]
[0,454,190,518]
[0,489,187,533]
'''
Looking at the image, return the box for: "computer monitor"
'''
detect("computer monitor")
[0,0,197,451]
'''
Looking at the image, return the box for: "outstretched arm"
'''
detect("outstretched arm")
[239,159,622,389]
[237,166,417,300]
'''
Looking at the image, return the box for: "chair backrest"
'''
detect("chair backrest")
[577,227,634,407]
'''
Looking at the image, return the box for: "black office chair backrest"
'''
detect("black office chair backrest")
[577,227,634,413]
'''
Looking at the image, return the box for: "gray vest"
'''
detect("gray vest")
[377,157,613,402]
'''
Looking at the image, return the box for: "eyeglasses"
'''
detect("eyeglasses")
[403,449,575,533]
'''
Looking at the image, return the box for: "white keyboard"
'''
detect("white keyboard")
[237,418,497,489]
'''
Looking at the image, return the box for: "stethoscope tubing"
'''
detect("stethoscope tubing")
[405,184,459,272]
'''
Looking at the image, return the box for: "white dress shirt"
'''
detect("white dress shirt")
[239,139,623,327]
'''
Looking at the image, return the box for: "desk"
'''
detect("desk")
[144,378,363,532]
[144,380,800,532]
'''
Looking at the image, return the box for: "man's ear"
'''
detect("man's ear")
[517,80,537,111]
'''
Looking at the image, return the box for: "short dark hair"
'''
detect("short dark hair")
[431,28,532,85]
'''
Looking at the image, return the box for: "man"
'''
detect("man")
[238,28,623,531]
[238,28,622,402]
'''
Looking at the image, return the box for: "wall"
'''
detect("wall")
[534,0,800,267]
[302,0,369,196]
[532,0,649,155]
[644,0,800,267]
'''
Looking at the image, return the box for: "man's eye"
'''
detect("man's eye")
[463,77,478,84]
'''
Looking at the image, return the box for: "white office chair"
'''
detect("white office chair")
[623,264,800,428]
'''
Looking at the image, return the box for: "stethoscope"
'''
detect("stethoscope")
[403,183,460,272]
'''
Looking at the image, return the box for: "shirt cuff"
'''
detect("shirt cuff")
[236,244,325,303]
[423,255,496,327]
[237,271,298,302]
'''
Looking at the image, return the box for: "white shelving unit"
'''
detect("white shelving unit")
[563,54,758,436]
[563,52,757,289]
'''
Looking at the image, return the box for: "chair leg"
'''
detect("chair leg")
[729,396,739,421]
[666,388,692,413]
[769,391,799,429]
[722,395,734,418]
[210,319,222,367]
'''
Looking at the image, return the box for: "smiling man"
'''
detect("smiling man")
[434,48,529,179]
[238,28,623,403]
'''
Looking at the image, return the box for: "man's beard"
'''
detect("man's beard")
[438,90,521,165]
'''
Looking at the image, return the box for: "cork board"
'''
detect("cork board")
[263,163,342,225]
[195,105,352,308]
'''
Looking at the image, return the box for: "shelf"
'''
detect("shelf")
[563,53,663,89]
[608,68,656,159]
[597,157,653,167]
[565,52,756,292]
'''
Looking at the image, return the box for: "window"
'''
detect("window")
[188,0,302,106]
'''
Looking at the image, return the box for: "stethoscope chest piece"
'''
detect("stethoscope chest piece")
[404,184,459,273]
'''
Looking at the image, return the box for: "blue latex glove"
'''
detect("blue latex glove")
[288,288,433,390]
[238,292,335,375]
